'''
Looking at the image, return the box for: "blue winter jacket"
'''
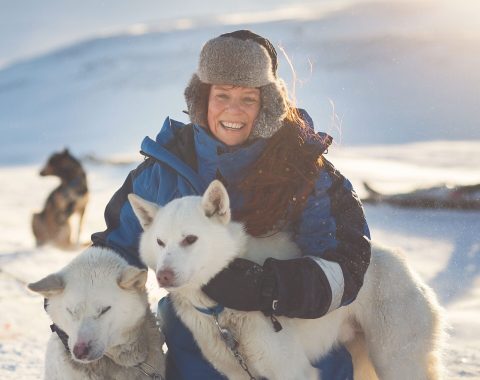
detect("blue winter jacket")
[92,116,371,379]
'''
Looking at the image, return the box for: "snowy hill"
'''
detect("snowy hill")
[1,0,479,165]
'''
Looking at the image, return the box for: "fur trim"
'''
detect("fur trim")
[184,74,209,129]
[251,80,288,139]
[184,75,288,139]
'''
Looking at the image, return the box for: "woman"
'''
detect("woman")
[92,30,371,379]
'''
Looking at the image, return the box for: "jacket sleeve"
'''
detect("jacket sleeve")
[287,158,371,316]
[91,158,161,268]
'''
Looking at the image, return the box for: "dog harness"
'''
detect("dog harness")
[190,303,258,380]
[193,303,224,315]
[50,323,70,352]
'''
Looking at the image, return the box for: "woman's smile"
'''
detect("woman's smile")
[220,121,246,130]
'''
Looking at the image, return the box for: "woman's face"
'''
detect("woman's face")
[207,85,261,146]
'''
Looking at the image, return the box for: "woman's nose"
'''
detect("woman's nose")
[225,99,243,113]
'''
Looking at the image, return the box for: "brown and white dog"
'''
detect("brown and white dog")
[32,149,89,249]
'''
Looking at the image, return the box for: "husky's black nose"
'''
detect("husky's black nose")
[73,341,90,360]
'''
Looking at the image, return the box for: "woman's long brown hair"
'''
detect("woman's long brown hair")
[233,107,327,237]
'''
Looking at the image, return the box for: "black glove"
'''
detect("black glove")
[202,258,276,312]
[202,256,332,319]
[263,257,332,318]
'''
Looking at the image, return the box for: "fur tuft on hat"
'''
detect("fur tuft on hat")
[184,30,289,139]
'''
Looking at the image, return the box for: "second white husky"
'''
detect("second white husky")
[129,180,444,380]
[28,247,166,380]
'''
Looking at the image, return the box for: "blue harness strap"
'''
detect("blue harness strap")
[193,304,225,316]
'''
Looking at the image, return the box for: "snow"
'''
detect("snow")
[1,0,479,378]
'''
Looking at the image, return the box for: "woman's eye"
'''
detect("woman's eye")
[216,94,229,101]
[157,238,165,247]
[243,97,258,105]
[182,235,198,246]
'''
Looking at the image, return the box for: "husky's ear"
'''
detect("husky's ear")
[118,266,148,290]
[27,273,65,298]
[128,194,160,230]
[201,180,231,224]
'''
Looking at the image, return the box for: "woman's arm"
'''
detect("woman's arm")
[283,158,371,316]
[91,158,159,268]
[203,159,371,319]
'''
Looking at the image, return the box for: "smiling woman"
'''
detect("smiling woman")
[92,29,372,380]
[207,85,261,146]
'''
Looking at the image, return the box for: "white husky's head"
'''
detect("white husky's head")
[128,180,246,291]
[27,247,148,363]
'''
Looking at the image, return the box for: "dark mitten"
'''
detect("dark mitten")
[263,257,332,318]
[202,258,276,312]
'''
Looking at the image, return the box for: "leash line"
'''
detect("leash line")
[212,312,257,380]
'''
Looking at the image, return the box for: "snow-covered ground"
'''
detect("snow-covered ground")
[1,0,479,379]
[1,142,479,379]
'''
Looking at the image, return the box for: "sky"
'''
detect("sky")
[0,0,361,67]
[3,0,479,67]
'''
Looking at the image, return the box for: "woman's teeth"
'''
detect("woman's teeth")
[221,121,244,130]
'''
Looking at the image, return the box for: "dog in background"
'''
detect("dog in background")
[32,149,89,249]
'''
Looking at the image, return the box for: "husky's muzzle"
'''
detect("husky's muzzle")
[156,268,176,287]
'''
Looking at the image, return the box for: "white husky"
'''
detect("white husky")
[27,247,166,380]
[129,180,444,380]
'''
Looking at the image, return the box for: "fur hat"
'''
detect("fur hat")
[184,30,288,139]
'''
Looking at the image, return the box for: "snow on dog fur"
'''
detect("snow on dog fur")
[129,180,445,380]
[27,247,166,380]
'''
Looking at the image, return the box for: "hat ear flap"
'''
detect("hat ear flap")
[184,74,210,128]
[251,80,289,139]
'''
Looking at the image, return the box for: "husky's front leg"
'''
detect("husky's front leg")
[248,339,318,380]
[240,314,318,380]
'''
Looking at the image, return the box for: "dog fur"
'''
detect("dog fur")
[27,247,166,380]
[32,149,89,249]
[129,180,445,380]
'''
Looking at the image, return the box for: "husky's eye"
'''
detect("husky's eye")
[99,306,111,317]
[182,235,198,246]
[66,308,74,316]
[156,238,165,247]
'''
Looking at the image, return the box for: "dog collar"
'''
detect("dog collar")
[194,304,225,316]
[50,323,70,353]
